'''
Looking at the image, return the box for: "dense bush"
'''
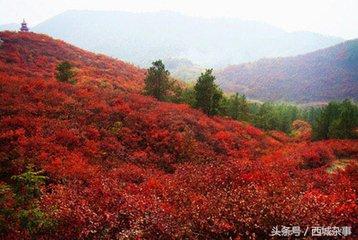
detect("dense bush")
[300,144,334,169]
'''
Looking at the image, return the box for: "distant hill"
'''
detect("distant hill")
[216,39,358,103]
[33,10,343,67]
[0,23,18,31]
[163,58,204,82]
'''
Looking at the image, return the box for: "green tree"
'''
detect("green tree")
[311,100,358,140]
[11,166,47,205]
[56,61,76,84]
[250,102,299,133]
[144,60,170,101]
[0,166,55,237]
[218,94,230,116]
[254,102,275,131]
[228,93,249,121]
[328,100,357,139]
[177,86,196,107]
[194,69,223,115]
[313,102,341,140]
[273,104,299,133]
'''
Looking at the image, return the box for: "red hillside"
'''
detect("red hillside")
[0,32,357,239]
[0,31,146,92]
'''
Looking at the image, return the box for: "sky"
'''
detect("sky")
[1,0,357,39]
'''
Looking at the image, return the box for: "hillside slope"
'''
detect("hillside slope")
[0,32,357,239]
[0,31,145,92]
[33,10,343,67]
[216,39,358,103]
[0,32,274,163]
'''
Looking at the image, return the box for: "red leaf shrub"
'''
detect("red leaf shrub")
[300,144,335,169]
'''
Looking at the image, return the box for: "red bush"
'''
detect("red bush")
[300,144,335,169]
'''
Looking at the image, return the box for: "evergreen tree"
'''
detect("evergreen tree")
[218,95,230,116]
[328,100,357,139]
[312,100,358,140]
[228,93,249,121]
[254,102,274,130]
[56,61,76,84]
[144,60,170,101]
[178,87,196,107]
[313,102,341,139]
[194,69,223,115]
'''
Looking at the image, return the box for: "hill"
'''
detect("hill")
[216,39,358,103]
[0,31,145,92]
[0,32,357,239]
[33,10,343,67]
[163,57,204,82]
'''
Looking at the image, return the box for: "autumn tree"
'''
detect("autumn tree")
[194,69,223,115]
[56,61,76,84]
[144,60,170,101]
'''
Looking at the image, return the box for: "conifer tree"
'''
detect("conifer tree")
[56,61,76,84]
[144,60,170,101]
[194,69,222,115]
[228,93,249,121]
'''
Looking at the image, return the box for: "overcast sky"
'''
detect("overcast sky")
[1,0,357,39]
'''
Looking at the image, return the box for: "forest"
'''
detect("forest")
[0,32,357,239]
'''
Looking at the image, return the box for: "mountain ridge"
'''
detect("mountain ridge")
[216,39,358,103]
[32,10,343,67]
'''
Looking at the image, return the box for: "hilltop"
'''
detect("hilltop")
[216,39,358,103]
[32,10,343,67]
[0,31,145,92]
[0,32,357,239]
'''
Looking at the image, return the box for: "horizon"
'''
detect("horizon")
[1,0,357,40]
[5,10,347,40]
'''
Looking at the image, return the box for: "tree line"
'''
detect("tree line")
[143,60,358,140]
[54,60,357,140]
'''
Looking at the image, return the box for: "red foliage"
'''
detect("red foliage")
[267,130,292,143]
[0,31,146,92]
[0,32,357,239]
[300,144,335,169]
[292,120,312,141]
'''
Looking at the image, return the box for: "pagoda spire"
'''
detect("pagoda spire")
[20,19,29,32]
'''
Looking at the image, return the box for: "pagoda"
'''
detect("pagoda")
[20,19,29,32]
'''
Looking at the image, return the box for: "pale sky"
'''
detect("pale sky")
[1,0,357,39]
